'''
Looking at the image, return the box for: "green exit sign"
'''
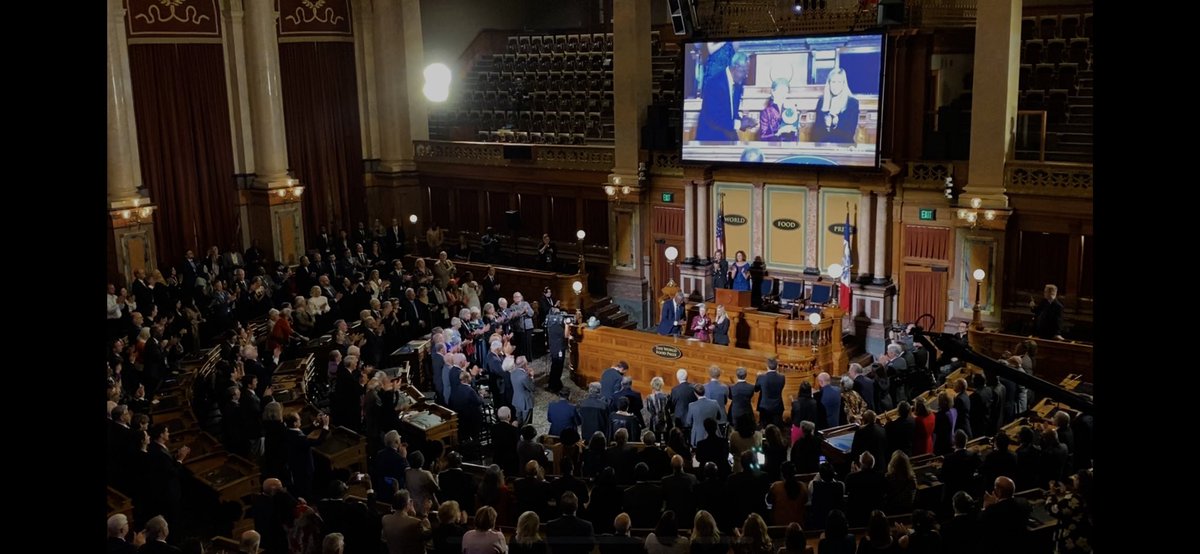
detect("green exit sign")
[661,192,675,203]
[919,208,937,221]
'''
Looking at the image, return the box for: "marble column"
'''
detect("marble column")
[965,0,1022,204]
[243,0,290,185]
[239,0,305,263]
[107,0,156,283]
[857,190,872,280]
[606,0,652,326]
[374,0,421,173]
[873,192,889,285]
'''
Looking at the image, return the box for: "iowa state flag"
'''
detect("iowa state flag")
[840,211,853,309]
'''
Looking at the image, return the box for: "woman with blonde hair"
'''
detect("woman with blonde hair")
[733,513,773,554]
[810,67,860,144]
[884,450,917,515]
[510,511,548,554]
[307,286,330,317]
[690,510,725,554]
[432,500,469,554]
[712,305,731,346]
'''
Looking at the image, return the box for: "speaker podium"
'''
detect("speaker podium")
[715,288,752,308]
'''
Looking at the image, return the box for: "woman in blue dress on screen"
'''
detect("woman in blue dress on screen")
[810,68,860,144]
[729,250,752,291]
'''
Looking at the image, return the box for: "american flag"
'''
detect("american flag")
[840,211,853,309]
[715,193,726,255]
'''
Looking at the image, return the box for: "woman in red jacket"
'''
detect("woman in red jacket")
[912,397,936,455]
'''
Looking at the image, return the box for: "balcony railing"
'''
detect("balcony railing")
[413,140,614,172]
[1004,161,1093,198]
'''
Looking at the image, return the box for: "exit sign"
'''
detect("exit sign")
[919,208,937,221]
[661,192,675,203]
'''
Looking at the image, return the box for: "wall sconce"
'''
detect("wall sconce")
[572,280,583,296]
[409,214,420,250]
[808,311,822,353]
[971,268,986,331]
[664,246,679,287]
[957,197,996,229]
[274,183,304,200]
[118,204,156,224]
[605,175,633,204]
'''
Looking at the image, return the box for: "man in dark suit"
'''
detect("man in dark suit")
[399,288,429,341]
[318,481,373,554]
[939,430,982,506]
[979,476,1031,554]
[657,292,686,336]
[545,492,595,554]
[605,429,640,485]
[548,390,582,437]
[450,371,486,444]
[885,401,915,456]
[661,454,699,523]
[669,369,698,431]
[284,412,330,502]
[637,430,672,479]
[551,459,591,507]
[600,361,628,404]
[850,410,888,468]
[729,367,755,424]
[106,514,143,554]
[849,363,876,411]
[145,425,189,526]
[695,51,753,141]
[490,407,521,475]
[315,225,333,255]
[844,451,889,526]
[546,307,568,393]
[579,382,612,441]
[621,463,664,529]
[724,450,772,522]
[372,431,410,495]
[1030,283,1065,340]
[386,218,407,258]
[613,377,645,429]
[437,452,478,513]
[138,516,180,554]
[250,478,298,554]
[754,358,786,428]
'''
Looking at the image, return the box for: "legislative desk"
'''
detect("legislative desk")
[312,426,368,471]
[399,400,460,446]
[107,487,133,520]
[185,452,260,504]
[575,325,835,419]
[969,328,1093,384]
[404,255,590,311]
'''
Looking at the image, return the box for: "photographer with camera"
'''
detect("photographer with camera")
[546,306,569,393]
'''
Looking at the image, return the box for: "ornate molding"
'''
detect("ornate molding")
[649,151,683,176]
[278,0,353,37]
[413,141,613,172]
[127,0,221,38]
[903,161,955,190]
[1005,162,1093,199]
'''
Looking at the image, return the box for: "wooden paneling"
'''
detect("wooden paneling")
[457,189,481,232]
[519,192,547,237]
[652,206,685,237]
[1079,235,1093,299]
[429,186,452,229]
[904,225,951,262]
[549,196,578,242]
[582,199,609,244]
[1014,231,1069,295]
[969,329,1093,384]
[487,190,513,231]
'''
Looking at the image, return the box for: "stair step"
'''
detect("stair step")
[1044,151,1093,164]
[1054,141,1093,153]
[1068,105,1092,115]
[1056,132,1093,145]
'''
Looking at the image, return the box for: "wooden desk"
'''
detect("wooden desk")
[312,426,368,471]
[186,453,260,503]
[969,329,1093,384]
[167,429,224,459]
[107,487,133,520]
[400,402,460,445]
[575,325,821,420]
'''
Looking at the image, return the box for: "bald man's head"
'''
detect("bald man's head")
[671,454,684,472]
[993,476,1015,499]
[263,478,283,495]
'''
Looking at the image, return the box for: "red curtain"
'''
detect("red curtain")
[127,44,239,268]
[902,270,944,329]
[278,42,366,239]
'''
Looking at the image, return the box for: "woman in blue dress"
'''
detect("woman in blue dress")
[729,250,752,291]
